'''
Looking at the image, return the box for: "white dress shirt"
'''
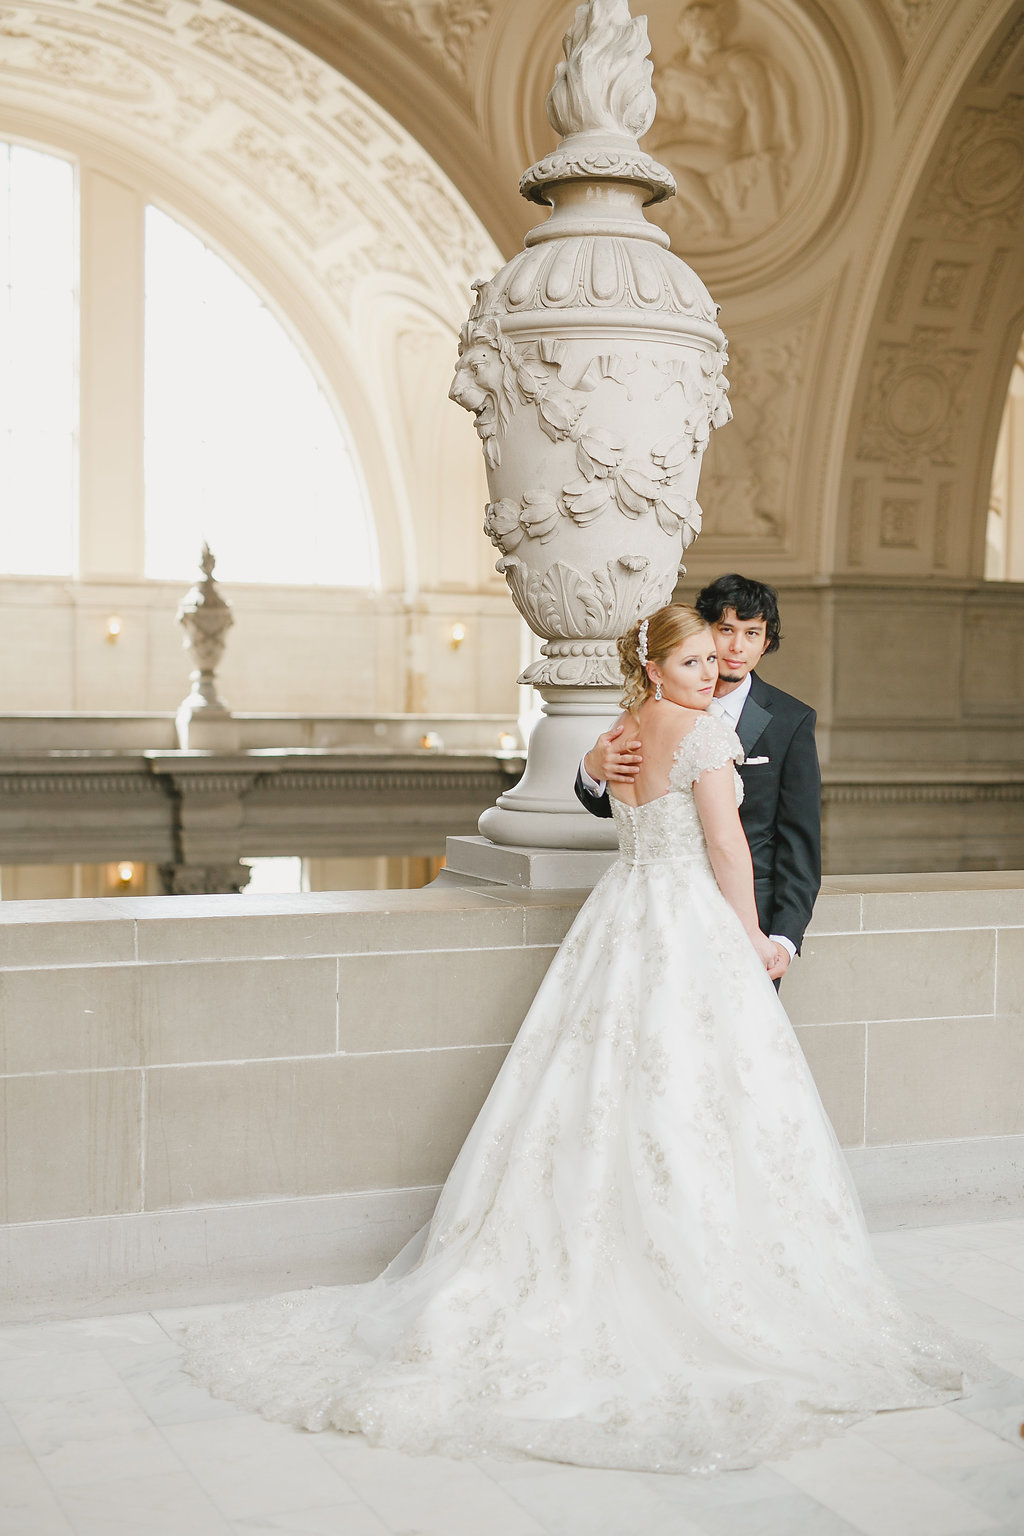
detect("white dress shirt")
[578,675,796,962]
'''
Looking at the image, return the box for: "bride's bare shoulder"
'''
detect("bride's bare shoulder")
[635,702,706,765]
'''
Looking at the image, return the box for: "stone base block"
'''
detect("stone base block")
[0,1187,440,1323]
[845,1133,1024,1231]
[445,834,617,889]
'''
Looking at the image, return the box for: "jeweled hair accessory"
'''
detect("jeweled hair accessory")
[637,618,649,667]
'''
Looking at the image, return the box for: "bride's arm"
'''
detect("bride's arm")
[694,766,776,970]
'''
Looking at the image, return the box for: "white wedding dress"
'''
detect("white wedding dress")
[184,712,970,1474]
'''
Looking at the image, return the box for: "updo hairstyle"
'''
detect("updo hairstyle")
[618,605,710,713]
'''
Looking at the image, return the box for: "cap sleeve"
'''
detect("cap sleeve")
[671,712,745,788]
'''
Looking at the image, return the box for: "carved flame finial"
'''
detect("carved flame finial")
[546,0,657,142]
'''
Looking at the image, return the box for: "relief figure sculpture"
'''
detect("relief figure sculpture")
[649,1,797,245]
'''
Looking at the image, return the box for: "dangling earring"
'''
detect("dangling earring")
[654,680,663,702]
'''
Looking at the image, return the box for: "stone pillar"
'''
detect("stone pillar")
[449,0,730,850]
[175,544,240,752]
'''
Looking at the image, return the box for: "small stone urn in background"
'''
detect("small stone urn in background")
[449,0,731,850]
[175,543,239,752]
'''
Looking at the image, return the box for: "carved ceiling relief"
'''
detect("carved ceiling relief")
[879,0,937,56]
[696,313,815,544]
[375,0,491,80]
[921,95,1024,240]
[645,0,799,253]
[0,0,499,322]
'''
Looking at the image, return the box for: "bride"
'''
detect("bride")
[185,603,971,1475]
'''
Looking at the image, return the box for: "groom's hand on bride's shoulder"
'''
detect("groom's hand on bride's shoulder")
[585,723,643,784]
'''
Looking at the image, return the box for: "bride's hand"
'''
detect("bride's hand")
[751,931,777,971]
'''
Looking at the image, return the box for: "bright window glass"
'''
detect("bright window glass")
[144,206,377,585]
[0,142,76,575]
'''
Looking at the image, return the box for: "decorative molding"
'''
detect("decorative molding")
[857,327,976,474]
[823,782,1024,805]
[884,238,923,324]
[934,481,952,568]
[971,247,1011,332]
[921,95,1024,240]
[253,769,511,794]
[922,259,970,311]
[698,312,814,541]
[879,497,919,549]
[0,773,165,795]
[979,10,1024,88]
[846,478,867,567]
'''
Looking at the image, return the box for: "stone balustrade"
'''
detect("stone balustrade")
[1,870,1022,1321]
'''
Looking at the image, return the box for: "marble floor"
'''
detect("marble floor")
[2,1217,1024,1536]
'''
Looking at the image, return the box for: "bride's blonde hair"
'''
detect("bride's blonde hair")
[618,605,710,712]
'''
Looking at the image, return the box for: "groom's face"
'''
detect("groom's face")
[711,608,770,685]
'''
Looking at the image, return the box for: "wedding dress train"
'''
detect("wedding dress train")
[184,712,969,1474]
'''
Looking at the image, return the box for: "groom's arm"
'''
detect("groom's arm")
[768,708,821,954]
[574,762,613,818]
[574,723,644,819]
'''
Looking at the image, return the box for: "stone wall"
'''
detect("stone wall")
[1,873,1023,1320]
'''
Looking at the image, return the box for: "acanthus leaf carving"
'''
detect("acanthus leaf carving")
[495,554,677,687]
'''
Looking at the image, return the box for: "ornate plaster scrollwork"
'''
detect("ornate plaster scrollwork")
[922,96,1024,238]
[697,316,811,541]
[378,0,491,79]
[646,1,798,250]
[858,327,976,475]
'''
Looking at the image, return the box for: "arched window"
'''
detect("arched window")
[144,208,376,585]
[0,137,378,587]
[0,142,76,575]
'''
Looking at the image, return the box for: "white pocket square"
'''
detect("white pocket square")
[745,756,770,765]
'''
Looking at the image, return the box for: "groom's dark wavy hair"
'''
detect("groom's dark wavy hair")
[695,574,782,655]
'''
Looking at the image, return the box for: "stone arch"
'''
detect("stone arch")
[837,11,1024,581]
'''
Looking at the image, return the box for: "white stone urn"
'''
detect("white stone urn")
[450,0,730,849]
[175,543,239,751]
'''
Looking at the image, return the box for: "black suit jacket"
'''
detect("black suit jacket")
[573,672,822,952]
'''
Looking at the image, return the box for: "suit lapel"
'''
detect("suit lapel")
[737,674,772,755]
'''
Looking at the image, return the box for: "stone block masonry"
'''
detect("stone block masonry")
[1,873,1022,1319]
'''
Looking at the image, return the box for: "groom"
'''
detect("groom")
[574,574,821,981]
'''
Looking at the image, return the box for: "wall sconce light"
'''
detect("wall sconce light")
[420,731,444,752]
[116,862,134,886]
[497,732,519,751]
[449,622,466,649]
[106,616,122,644]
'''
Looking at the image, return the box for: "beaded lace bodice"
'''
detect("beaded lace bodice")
[611,711,744,864]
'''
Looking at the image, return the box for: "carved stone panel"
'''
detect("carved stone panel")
[921,95,1024,239]
[857,328,976,476]
[696,309,815,544]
